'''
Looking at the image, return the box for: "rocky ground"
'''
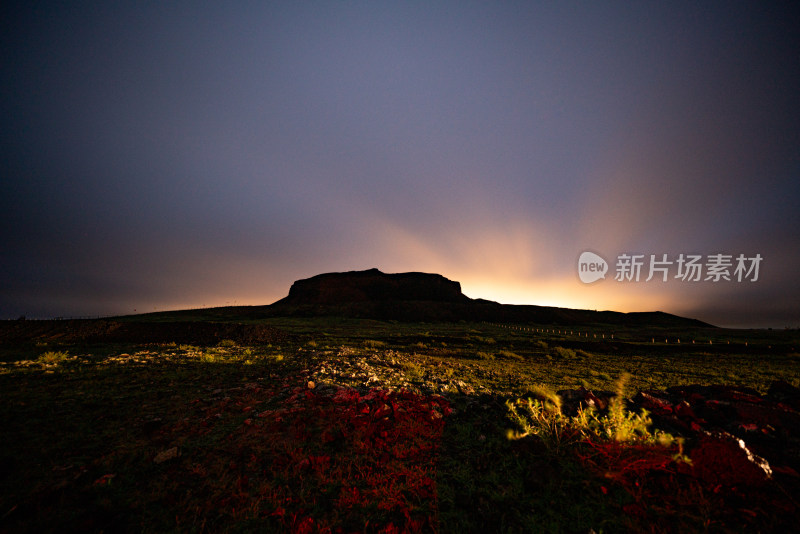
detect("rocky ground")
[305,347,800,493]
[2,320,799,532]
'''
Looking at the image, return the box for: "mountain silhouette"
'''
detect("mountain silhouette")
[266,268,713,327]
[275,268,467,305]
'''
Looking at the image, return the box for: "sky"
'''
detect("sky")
[2,1,799,328]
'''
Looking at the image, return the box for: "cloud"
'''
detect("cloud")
[1,2,798,327]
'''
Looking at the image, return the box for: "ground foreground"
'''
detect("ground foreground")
[1,318,798,532]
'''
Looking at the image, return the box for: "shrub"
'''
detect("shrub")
[525,383,562,412]
[506,393,570,453]
[363,340,386,349]
[37,351,69,364]
[218,339,237,348]
[201,352,223,363]
[571,375,674,445]
[507,374,677,452]
[535,340,549,351]
[402,361,424,381]
[476,351,495,360]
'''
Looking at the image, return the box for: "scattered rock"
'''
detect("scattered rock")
[633,391,673,415]
[454,380,475,395]
[690,431,772,485]
[154,447,180,464]
[628,381,800,478]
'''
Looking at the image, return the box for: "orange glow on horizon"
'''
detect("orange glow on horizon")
[133,214,707,321]
[458,275,682,315]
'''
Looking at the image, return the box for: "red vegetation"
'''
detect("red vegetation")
[575,433,797,531]
[161,380,451,533]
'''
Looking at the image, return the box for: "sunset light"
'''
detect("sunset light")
[1,2,798,328]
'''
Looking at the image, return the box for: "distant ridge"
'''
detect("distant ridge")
[266,268,714,328]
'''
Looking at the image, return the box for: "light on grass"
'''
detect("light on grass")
[37,351,70,365]
[507,374,682,454]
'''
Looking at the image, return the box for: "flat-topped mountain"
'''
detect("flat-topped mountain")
[276,268,469,305]
[266,268,713,328]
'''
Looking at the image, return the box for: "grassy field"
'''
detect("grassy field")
[1,318,798,533]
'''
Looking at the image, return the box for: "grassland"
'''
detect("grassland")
[1,318,798,532]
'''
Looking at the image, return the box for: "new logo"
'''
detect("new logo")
[578,251,608,284]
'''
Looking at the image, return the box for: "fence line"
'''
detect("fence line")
[485,321,748,347]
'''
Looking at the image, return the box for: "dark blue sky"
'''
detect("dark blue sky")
[2,1,799,327]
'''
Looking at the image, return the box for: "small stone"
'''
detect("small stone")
[455,380,475,395]
[154,447,179,464]
[307,380,316,389]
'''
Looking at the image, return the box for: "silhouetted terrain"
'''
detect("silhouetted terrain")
[0,269,712,346]
[265,268,713,327]
[0,319,288,345]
